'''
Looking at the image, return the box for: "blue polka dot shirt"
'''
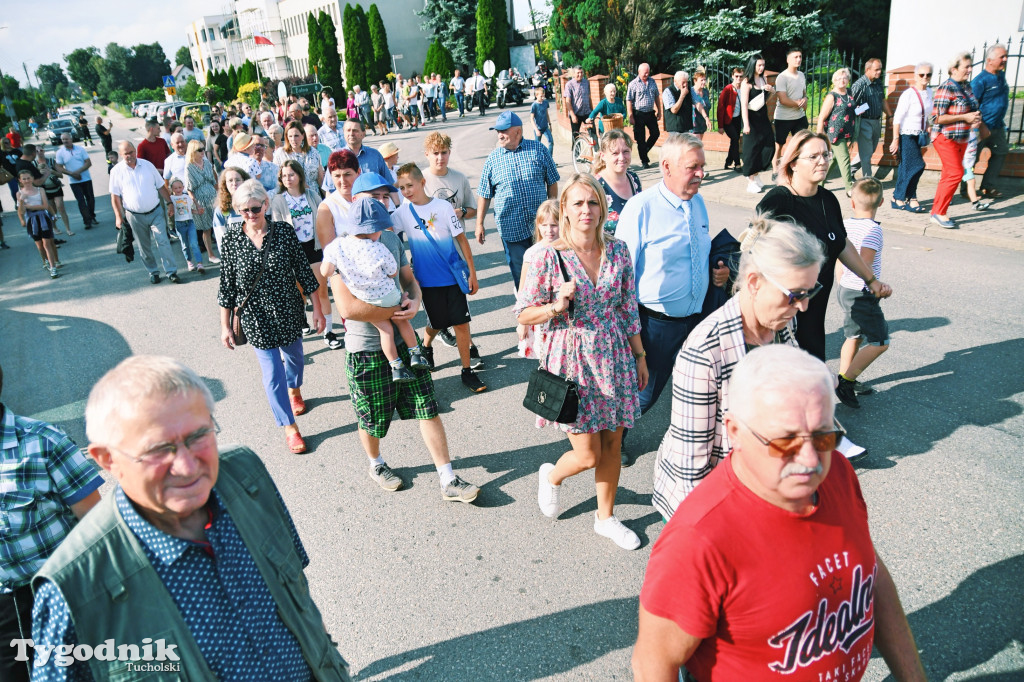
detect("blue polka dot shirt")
[31,487,313,681]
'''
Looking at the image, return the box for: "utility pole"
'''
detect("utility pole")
[23,63,35,92]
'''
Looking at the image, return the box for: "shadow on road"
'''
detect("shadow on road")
[873,554,1024,680]
[354,596,638,681]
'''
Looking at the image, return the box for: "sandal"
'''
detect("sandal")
[286,431,307,454]
[981,188,1003,199]
[890,199,907,210]
[289,391,307,416]
[972,199,993,211]
[906,200,925,213]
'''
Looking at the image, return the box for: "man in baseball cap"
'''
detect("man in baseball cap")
[489,111,523,131]
[352,171,400,212]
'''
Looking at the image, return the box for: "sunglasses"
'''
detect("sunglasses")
[736,415,846,458]
[917,72,932,78]
[761,271,824,305]
[238,206,264,216]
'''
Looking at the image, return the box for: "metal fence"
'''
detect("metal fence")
[675,44,862,135]
[964,37,1021,147]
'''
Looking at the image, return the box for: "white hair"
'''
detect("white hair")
[728,346,835,423]
[661,132,703,163]
[231,179,269,209]
[948,51,972,74]
[915,62,934,75]
[986,43,1007,60]
[735,215,826,294]
[85,356,215,445]
[675,70,689,82]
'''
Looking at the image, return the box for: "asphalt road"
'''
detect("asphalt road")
[1,102,1022,681]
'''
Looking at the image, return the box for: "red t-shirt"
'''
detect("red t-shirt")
[137,138,170,173]
[640,453,876,681]
[6,131,22,148]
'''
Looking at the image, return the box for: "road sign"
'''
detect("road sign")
[291,83,322,97]
[165,87,177,96]
[393,54,403,60]
[277,81,287,100]
[483,60,496,78]
[162,76,175,88]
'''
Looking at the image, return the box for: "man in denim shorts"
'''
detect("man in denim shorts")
[330,226,480,502]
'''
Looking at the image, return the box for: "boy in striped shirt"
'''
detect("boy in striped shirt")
[836,177,891,408]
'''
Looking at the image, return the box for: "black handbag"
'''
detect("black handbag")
[522,249,579,423]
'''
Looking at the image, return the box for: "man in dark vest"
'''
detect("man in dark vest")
[661,70,694,135]
[30,356,351,681]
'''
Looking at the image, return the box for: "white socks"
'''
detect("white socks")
[323,314,332,332]
[370,455,385,468]
[437,463,455,488]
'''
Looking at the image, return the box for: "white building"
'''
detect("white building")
[887,0,1022,77]
[235,0,291,80]
[186,14,247,86]
[278,0,433,85]
[172,64,195,89]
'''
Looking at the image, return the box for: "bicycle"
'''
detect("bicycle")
[571,122,599,174]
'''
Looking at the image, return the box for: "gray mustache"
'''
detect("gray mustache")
[780,463,824,479]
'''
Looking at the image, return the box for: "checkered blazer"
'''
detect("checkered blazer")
[652,296,797,520]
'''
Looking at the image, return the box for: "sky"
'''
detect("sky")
[0,0,550,90]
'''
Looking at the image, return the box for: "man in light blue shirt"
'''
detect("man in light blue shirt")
[617,133,728,427]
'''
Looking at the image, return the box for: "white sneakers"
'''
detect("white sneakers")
[537,463,560,517]
[594,513,641,550]
[746,180,763,194]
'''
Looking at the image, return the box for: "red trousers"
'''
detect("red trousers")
[932,132,966,216]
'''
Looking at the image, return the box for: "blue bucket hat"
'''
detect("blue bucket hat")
[348,196,392,235]
[351,171,398,195]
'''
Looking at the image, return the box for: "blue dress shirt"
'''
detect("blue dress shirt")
[31,487,312,682]
[477,138,560,243]
[616,182,711,318]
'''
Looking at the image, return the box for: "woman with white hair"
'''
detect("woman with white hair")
[652,216,825,522]
[815,67,857,196]
[516,173,649,551]
[587,83,628,136]
[889,63,934,212]
[217,180,325,454]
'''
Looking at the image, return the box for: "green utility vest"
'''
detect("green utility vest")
[34,446,350,682]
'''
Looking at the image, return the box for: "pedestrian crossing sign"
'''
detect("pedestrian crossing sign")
[162,76,175,88]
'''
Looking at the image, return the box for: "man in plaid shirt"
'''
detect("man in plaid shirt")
[0,364,102,682]
[627,63,664,168]
[563,66,593,141]
[318,106,343,152]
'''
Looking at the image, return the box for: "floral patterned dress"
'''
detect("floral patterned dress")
[825,91,855,144]
[514,239,642,434]
[598,171,642,237]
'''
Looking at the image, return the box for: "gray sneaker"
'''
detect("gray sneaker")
[370,463,403,491]
[442,476,480,503]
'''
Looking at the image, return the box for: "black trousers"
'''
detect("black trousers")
[0,584,34,682]
[634,109,661,165]
[724,117,741,166]
[70,180,96,223]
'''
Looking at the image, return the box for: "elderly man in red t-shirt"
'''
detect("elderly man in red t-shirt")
[634,345,926,682]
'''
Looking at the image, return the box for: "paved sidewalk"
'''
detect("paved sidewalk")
[552,136,1024,251]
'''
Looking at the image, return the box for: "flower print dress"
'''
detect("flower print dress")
[598,171,642,237]
[825,91,855,144]
[514,238,642,434]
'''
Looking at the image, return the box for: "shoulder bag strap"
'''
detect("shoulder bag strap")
[553,248,575,317]
[236,222,274,315]
[912,88,926,130]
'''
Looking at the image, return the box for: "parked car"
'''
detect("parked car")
[178,103,211,125]
[131,99,153,116]
[47,118,82,145]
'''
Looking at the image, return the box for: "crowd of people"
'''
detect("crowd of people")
[2,44,1014,680]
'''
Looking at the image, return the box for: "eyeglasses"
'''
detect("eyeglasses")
[917,72,932,78]
[109,420,220,465]
[797,152,833,165]
[760,271,824,305]
[238,205,264,216]
[254,144,266,149]
[735,415,845,458]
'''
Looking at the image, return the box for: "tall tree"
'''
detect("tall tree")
[35,64,68,95]
[417,0,477,71]
[97,43,134,96]
[342,4,371,90]
[367,4,391,83]
[175,45,192,69]
[475,0,509,74]
[319,11,344,96]
[64,47,101,95]
[424,40,455,82]
[131,43,172,90]
[227,64,239,94]
[307,12,323,77]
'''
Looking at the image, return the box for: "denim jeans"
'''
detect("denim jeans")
[501,236,535,291]
[455,92,465,115]
[175,218,201,263]
[893,135,926,201]
[535,127,554,156]
[253,336,305,426]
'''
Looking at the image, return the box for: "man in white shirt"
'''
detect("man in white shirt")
[318,107,343,152]
[772,48,809,170]
[110,141,180,284]
[450,69,466,117]
[162,133,189,184]
[469,69,488,116]
[55,134,98,228]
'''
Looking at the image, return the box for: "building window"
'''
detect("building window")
[208,28,215,41]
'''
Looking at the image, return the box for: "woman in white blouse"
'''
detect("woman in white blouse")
[889,63,934,212]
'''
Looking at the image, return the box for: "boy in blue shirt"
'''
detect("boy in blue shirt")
[531,88,554,156]
[391,163,486,393]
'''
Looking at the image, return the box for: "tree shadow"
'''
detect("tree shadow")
[834,338,1024,467]
[353,596,638,681]
[872,554,1024,680]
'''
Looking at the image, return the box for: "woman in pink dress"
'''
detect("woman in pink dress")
[515,173,649,551]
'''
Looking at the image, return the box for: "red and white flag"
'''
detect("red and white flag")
[253,33,273,46]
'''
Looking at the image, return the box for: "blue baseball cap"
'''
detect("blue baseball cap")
[348,196,392,235]
[489,111,523,131]
[351,171,398,195]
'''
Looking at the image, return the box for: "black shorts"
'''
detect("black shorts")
[774,116,809,146]
[44,187,62,199]
[837,287,889,345]
[25,210,54,242]
[299,238,323,265]
[421,284,471,330]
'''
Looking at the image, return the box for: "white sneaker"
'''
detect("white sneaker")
[537,463,560,518]
[594,513,641,550]
[754,175,764,188]
[746,180,763,194]
[836,436,867,460]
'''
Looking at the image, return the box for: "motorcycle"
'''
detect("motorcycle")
[496,70,524,108]
[531,71,554,100]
